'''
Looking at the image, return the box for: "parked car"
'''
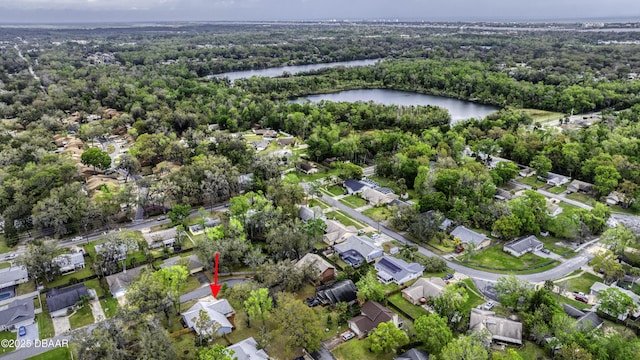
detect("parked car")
[307,298,321,307]
[484,301,495,310]
[342,331,355,341]
[18,326,26,336]
[575,295,589,303]
[541,248,551,254]
[443,273,454,281]
[157,216,166,221]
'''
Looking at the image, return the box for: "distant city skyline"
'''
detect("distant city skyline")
[0,0,638,24]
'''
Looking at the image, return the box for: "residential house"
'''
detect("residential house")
[518,166,534,177]
[142,227,177,249]
[0,299,35,331]
[503,235,544,257]
[252,128,277,138]
[402,277,447,305]
[161,254,204,275]
[348,301,400,338]
[334,235,384,267]
[423,210,454,231]
[606,191,622,206]
[316,280,358,305]
[227,337,269,360]
[323,219,358,245]
[251,140,271,152]
[189,218,221,235]
[343,179,368,195]
[299,206,325,222]
[106,266,147,298]
[469,308,523,345]
[389,198,411,209]
[182,297,235,336]
[95,242,137,262]
[394,349,431,360]
[546,199,563,217]
[494,188,514,202]
[374,255,424,285]
[545,172,570,187]
[361,188,398,206]
[0,267,28,290]
[567,180,594,194]
[590,281,640,320]
[299,162,318,175]
[450,226,491,249]
[53,252,85,274]
[46,284,90,318]
[276,137,297,147]
[238,173,254,189]
[296,253,336,284]
[562,304,604,331]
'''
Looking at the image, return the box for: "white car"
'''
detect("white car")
[484,301,495,310]
[342,332,355,341]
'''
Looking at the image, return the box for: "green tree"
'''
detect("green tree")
[439,335,489,360]
[432,285,469,328]
[600,225,636,259]
[272,292,323,354]
[597,287,635,320]
[492,349,523,360]
[17,239,59,283]
[530,155,552,179]
[490,161,520,186]
[198,344,235,360]
[167,204,191,225]
[414,313,452,355]
[81,147,112,174]
[495,275,532,311]
[356,270,386,303]
[591,250,624,283]
[368,321,409,354]
[594,165,621,198]
[556,342,593,360]
[115,153,140,183]
[491,215,522,240]
[244,288,273,328]
[154,265,189,313]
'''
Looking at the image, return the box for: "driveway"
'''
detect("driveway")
[18,323,38,343]
[533,249,563,261]
[52,316,70,336]
[89,299,106,323]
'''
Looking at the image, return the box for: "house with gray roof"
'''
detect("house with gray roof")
[0,266,28,289]
[590,281,640,320]
[143,227,177,249]
[161,254,204,275]
[106,266,147,298]
[316,280,358,305]
[334,235,384,267]
[567,180,594,194]
[503,235,543,257]
[53,252,85,274]
[402,277,447,305]
[374,255,424,285]
[544,172,570,187]
[0,299,34,331]
[562,304,603,331]
[299,206,324,222]
[395,349,430,360]
[323,219,358,245]
[606,191,622,206]
[469,308,523,345]
[46,284,90,318]
[188,218,221,235]
[362,188,398,206]
[296,253,336,284]
[227,337,269,360]
[450,226,490,249]
[182,296,235,336]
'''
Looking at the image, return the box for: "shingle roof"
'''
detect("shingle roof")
[143,227,177,246]
[0,299,34,328]
[350,301,395,334]
[343,179,367,193]
[228,337,269,360]
[577,312,603,331]
[469,308,522,345]
[450,226,488,246]
[316,280,357,305]
[182,298,235,334]
[0,267,28,287]
[296,253,335,277]
[334,235,383,260]
[402,277,446,301]
[395,348,430,360]
[504,235,543,255]
[106,266,146,295]
[374,256,424,284]
[46,284,89,313]
[53,253,85,272]
[563,304,586,318]
[299,206,324,222]
[161,255,204,273]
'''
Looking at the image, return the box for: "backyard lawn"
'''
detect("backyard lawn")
[361,206,392,222]
[339,195,367,209]
[388,293,429,320]
[46,266,96,288]
[537,236,571,256]
[100,297,119,319]
[69,305,95,330]
[26,347,72,360]
[518,176,547,188]
[0,262,10,269]
[333,338,395,360]
[325,211,365,229]
[461,245,558,273]
[0,235,15,254]
[566,193,598,207]
[460,279,485,313]
[83,278,106,298]
[516,340,551,360]
[520,108,564,125]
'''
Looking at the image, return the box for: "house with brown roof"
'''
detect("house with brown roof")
[469,308,523,345]
[348,301,400,338]
[299,162,318,175]
[276,137,297,147]
[362,188,398,207]
[323,219,358,245]
[142,227,177,249]
[296,253,336,284]
[567,180,594,195]
[401,277,447,305]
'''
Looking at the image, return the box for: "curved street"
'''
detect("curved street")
[321,194,592,284]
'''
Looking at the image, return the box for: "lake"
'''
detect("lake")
[209,59,381,82]
[293,89,499,123]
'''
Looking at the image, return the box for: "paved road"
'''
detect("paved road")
[509,180,594,210]
[322,194,591,283]
[179,277,248,303]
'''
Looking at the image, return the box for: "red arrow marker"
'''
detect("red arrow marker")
[209,252,222,298]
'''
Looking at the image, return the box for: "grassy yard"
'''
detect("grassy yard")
[26,347,72,360]
[283,172,301,183]
[69,305,95,330]
[561,272,603,294]
[520,108,564,125]
[339,195,367,209]
[361,206,392,222]
[170,332,199,360]
[326,185,346,196]
[461,245,558,273]
[0,235,15,254]
[537,236,571,256]
[518,176,547,188]
[36,296,55,339]
[557,295,592,311]
[546,185,568,194]
[17,280,36,295]
[566,193,598,207]
[325,211,365,229]
[609,204,640,215]
[460,279,485,313]
[83,278,106,298]
[46,266,96,288]
[308,198,330,209]
[100,297,119,319]
[516,340,551,360]
[0,331,16,354]
[0,262,10,269]
[181,275,203,295]
[333,338,395,360]
[388,293,429,320]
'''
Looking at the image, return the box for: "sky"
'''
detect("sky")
[0,0,639,24]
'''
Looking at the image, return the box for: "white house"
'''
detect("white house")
[182,297,235,336]
[450,226,491,249]
[374,255,424,285]
[53,252,85,274]
[503,235,544,257]
[323,219,358,245]
[106,266,147,298]
[142,227,177,249]
[469,308,523,345]
[0,267,28,289]
[227,337,269,360]
[402,277,447,305]
[0,299,35,331]
[545,172,570,187]
[334,235,384,267]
